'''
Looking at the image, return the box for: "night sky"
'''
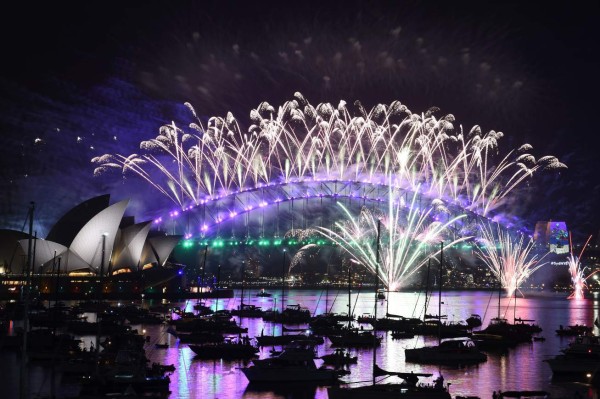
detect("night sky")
[0,1,598,242]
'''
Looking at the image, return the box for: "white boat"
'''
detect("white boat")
[240,340,343,383]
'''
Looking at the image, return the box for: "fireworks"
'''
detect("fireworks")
[288,243,320,274]
[476,222,549,297]
[316,182,469,291]
[567,234,593,300]
[93,94,565,227]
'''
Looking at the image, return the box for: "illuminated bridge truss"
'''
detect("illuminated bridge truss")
[152,179,489,249]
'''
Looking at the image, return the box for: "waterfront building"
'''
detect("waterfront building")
[0,195,182,299]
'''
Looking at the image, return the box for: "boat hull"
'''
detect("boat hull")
[405,347,487,364]
[545,356,600,379]
[328,384,452,399]
[240,366,339,382]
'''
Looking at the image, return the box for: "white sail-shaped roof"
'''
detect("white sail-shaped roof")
[41,248,94,273]
[18,239,68,273]
[111,221,152,272]
[69,199,129,273]
[141,236,182,267]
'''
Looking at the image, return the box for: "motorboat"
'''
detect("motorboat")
[471,332,512,353]
[545,333,600,380]
[189,336,259,359]
[555,324,593,336]
[371,314,423,331]
[476,317,532,346]
[513,317,542,334]
[262,304,312,323]
[230,303,265,318]
[255,329,324,346]
[465,314,482,329]
[240,340,343,383]
[405,338,487,365]
[413,318,471,338]
[357,313,375,324]
[80,349,170,396]
[328,365,451,399]
[328,328,382,347]
[256,288,272,297]
[320,348,358,365]
[391,330,415,339]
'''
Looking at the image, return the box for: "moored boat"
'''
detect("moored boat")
[328,365,451,399]
[319,348,358,365]
[240,340,343,383]
[189,337,259,359]
[545,333,600,381]
[256,288,272,297]
[405,338,487,365]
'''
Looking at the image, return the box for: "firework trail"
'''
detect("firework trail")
[288,243,320,274]
[567,234,593,300]
[476,222,549,297]
[93,94,565,226]
[316,180,470,291]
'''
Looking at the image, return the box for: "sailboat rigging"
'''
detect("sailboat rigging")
[405,242,487,365]
[328,221,452,399]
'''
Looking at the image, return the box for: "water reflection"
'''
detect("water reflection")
[2,290,599,398]
[243,382,322,399]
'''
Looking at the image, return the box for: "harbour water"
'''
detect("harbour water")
[2,289,599,399]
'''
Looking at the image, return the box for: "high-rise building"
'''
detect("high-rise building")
[533,221,569,254]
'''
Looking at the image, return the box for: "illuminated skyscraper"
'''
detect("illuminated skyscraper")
[533,221,569,254]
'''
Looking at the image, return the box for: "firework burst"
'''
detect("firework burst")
[567,234,593,300]
[288,243,320,274]
[316,181,470,291]
[93,94,565,227]
[476,223,549,297]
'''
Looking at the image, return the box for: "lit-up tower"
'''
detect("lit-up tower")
[533,221,569,254]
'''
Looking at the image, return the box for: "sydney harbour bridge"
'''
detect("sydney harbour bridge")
[95,93,565,292]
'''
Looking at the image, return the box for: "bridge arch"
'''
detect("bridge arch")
[152,178,489,244]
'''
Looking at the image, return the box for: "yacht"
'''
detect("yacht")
[240,340,343,383]
[188,336,259,359]
[466,314,482,329]
[328,328,382,347]
[405,338,487,365]
[328,365,451,399]
[545,333,600,380]
[320,348,358,365]
[256,288,272,297]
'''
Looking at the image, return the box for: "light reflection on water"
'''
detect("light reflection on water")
[1,290,599,399]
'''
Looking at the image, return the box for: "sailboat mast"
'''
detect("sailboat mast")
[424,258,431,318]
[240,261,245,308]
[325,263,329,315]
[498,260,502,319]
[438,241,443,346]
[200,245,208,295]
[20,201,34,399]
[347,262,352,328]
[513,288,517,323]
[373,219,381,385]
[281,249,286,317]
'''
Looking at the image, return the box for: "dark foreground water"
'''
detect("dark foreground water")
[2,289,599,399]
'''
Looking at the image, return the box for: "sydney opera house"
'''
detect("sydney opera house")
[0,195,184,299]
